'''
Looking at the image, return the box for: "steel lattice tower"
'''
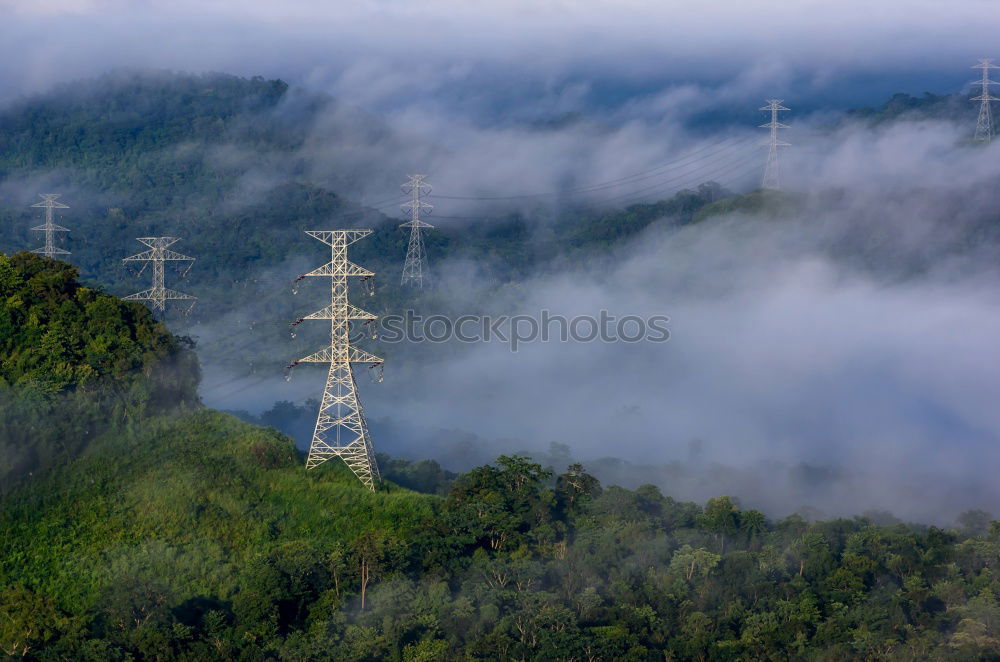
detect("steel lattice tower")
[400,174,434,287]
[288,230,382,490]
[123,237,196,312]
[759,100,791,190]
[972,58,999,144]
[30,194,70,259]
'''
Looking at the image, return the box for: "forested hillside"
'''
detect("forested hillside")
[2,256,1000,660]
[0,72,392,319]
[5,410,1000,660]
[0,251,198,494]
[0,71,735,379]
[0,70,730,294]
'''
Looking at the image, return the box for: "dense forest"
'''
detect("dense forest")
[1,253,999,660]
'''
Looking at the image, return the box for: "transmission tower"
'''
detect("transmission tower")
[400,174,434,287]
[122,237,196,313]
[30,194,70,259]
[759,100,790,190]
[287,230,382,490]
[972,58,999,144]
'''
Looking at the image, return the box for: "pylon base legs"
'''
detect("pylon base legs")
[305,362,380,491]
[306,440,379,491]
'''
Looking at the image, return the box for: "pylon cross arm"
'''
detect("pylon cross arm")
[303,261,375,278]
[305,229,372,246]
[297,346,382,364]
[348,346,383,363]
[401,201,434,212]
[124,250,157,262]
[304,303,376,320]
[31,223,70,232]
[123,237,194,312]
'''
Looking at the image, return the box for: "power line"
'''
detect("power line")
[611,153,764,209]
[424,142,761,221]
[202,374,273,403]
[562,136,758,197]
[600,147,760,206]
[372,195,411,209]
[427,153,760,223]
[298,138,760,227]
[433,135,755,201]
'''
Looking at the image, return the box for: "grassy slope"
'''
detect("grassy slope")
[0,410,436,615]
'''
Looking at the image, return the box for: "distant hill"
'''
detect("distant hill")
[846,91,978,125]
[691,188,800,224]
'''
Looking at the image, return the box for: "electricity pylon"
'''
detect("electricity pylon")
[400,174,433,287]
[972,58,999,144]
[30,194,70,259]
[287,230,382,490]
[122,237,196,313]
[759,100,790,190]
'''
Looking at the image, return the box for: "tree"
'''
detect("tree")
[403,638,449,661]
[327,541,350,601]
[444,454,554,552]
[669,545,721,582]
[351,531,401,610]
[0,586,67,658]
[698,496,740,553]
[555,463,602,515]
[741,509,768,542]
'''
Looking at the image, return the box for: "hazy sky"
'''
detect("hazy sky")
[0,0,994,114]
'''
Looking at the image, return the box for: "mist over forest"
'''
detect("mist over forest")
[4,1,1000,659]
[3,66,997,523]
